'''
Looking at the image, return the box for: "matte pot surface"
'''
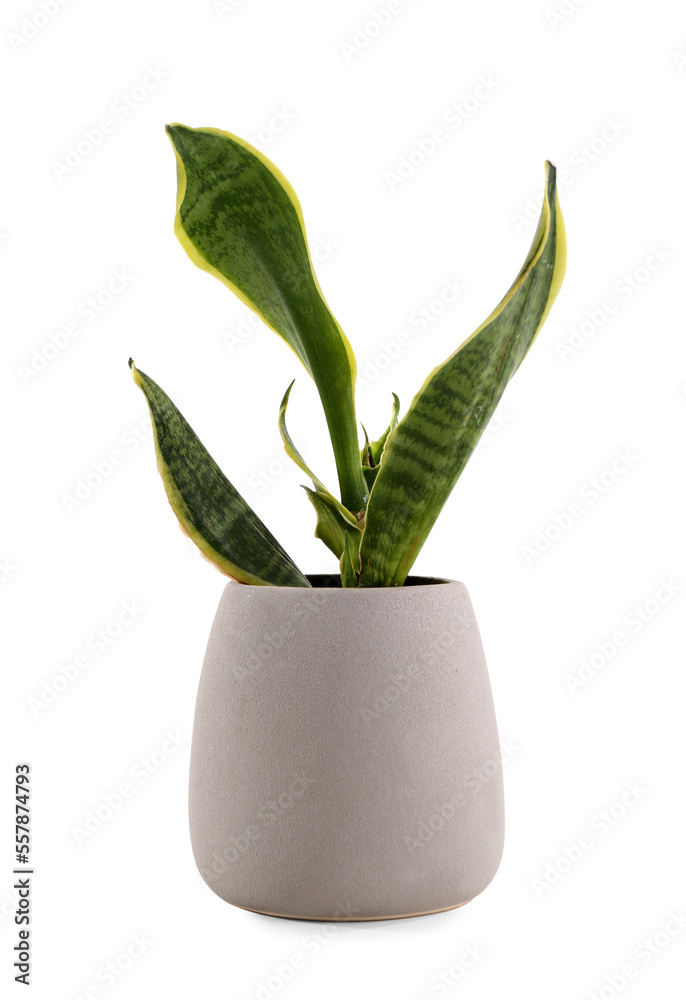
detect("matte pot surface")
[189,575,504,921]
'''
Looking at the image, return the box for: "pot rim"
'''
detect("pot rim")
[226,574,460,591]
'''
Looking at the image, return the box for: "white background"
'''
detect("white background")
[2,0,685,997]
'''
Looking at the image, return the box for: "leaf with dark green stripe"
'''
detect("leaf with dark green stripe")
[130,360,310,587]
[302,487,361,560]
[279,381,361,561]
[363,393,401,467]
[166,123,367,514]
[358,162,566,587]
[278,380,358,527]
[361,393,400,490]
[340,529,362,588]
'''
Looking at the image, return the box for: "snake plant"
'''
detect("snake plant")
[130,124,566,588]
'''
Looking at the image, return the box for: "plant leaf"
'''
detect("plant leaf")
[280,382,361,563]
[340,529,362,588]
[278,380,357,526]
[362,464,378,491]
[302,487,361,560]
[366,393,401,467]
[130,361,310,588]
[165,123,367,514]
[358,162,566,587]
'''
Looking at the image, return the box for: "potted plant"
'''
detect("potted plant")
[130,124,566,921]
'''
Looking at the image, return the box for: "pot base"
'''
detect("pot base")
[231,898,473,922]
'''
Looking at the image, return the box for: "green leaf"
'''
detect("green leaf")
[361,393,401,489]
[340,529,361,588]
[165,123,367,515]
[302,487,361,561]
[362,464,378,491]
[280,382,361,564]
[130,360,310,588]
[278,380,357,527]
[358,162,566,587]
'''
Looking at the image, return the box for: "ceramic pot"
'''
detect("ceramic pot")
[189,575,504,921]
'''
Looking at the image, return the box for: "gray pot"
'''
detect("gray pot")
[189,575,504,921]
